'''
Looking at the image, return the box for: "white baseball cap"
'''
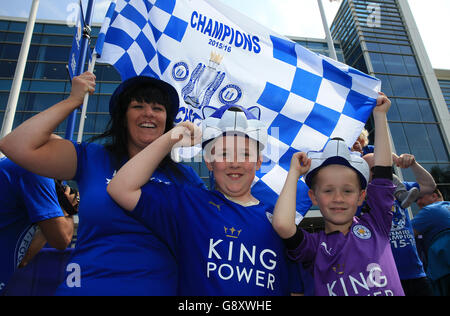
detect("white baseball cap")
[201,105,268,150]
[305,137,370,189]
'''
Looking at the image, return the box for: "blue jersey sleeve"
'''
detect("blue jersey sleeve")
[19,172,63,223]
[71,141,102,183]
[178,163,207,189]
[131,180,185,254]
[411,207,432,234]
[127,163,204,252]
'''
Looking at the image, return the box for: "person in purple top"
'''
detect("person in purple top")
[272,92,405,296]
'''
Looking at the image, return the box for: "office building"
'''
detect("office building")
[331,0,450,203]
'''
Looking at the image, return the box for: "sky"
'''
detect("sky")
[0,0,449,70]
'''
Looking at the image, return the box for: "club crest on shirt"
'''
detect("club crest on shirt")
[352,224,372,240]
[391,206,406,231]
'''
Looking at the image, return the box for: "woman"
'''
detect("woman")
[0,72,205,295]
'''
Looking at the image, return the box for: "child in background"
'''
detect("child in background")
[272,93,405,296]
[363,152,434,296]
[351,128,373,156]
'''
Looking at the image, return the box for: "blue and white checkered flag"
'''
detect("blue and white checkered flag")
[95,0,381,217]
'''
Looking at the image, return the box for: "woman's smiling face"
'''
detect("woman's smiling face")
[126,100,167,158]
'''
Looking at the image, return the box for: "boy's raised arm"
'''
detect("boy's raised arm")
[373,92,393,168]
[272,152,311,239]
[107,122,200,211]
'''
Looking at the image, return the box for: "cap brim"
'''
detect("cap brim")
[305,156,368,189]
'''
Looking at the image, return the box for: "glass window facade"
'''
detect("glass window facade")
[0,20,114,138]
[331,0,449,203]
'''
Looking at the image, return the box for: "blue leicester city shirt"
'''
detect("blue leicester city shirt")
[0,157,63,293]
[132,181,300,296]
[412,201,450,251]
[55,142,205,296]
[389,182,426,280]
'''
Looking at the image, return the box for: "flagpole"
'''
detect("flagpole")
[76,53,97,143]
[317,0,338,61]
[0,0,40,140]
[64,0,96,141]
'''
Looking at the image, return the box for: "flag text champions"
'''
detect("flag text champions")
[191,11,261,54]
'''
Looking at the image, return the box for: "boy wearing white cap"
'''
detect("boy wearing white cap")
[272,93,405,296]
[107,104,302,295]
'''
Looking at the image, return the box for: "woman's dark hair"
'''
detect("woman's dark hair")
[89,82,185,181]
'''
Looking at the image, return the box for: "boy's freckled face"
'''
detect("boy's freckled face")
[308,164,366,232]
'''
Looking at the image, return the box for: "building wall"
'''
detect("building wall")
[331,0,450,202]
[289,36,345,63]
[436,69,450,112]
[0,18,119,139]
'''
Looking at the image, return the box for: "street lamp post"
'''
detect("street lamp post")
[0,0,40,140]
[317,0,338,61]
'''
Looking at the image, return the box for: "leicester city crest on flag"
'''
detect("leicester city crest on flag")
[94,0,381,217]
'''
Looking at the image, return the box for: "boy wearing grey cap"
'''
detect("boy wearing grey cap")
[272,93,405,296]
[107,104,304,296]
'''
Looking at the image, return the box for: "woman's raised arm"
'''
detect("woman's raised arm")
[0,72,96,180]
